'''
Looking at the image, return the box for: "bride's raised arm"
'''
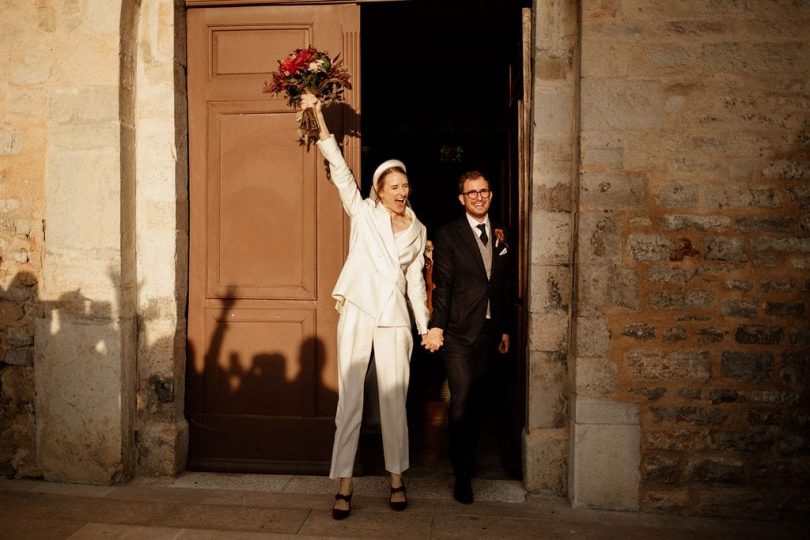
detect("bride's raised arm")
[302,94,364,217]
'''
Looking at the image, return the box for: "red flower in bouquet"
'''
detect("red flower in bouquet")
[263,47,352,143]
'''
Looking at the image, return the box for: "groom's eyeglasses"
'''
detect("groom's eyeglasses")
[462,189,492,200]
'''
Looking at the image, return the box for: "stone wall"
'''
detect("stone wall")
[576,0,810,517]
[524,0,577,496]
[0,0,187,482]
[133,0,189,476]
[0,0,50,479]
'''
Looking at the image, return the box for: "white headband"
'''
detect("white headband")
[370,159,406,201]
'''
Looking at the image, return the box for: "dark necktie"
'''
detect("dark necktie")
[477,223,488,246]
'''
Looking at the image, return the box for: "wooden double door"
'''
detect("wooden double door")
[186,3,360,473]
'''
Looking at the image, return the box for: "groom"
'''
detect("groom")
[423,170,512,504]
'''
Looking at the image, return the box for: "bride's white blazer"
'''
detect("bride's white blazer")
[317,135,430,335]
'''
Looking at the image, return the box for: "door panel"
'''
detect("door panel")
[187,4,360,473]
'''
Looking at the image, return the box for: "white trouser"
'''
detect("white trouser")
[330,302,412,479]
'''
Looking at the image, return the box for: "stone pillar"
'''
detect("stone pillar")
[34,0,136,484]
[523,0,578,495]
[571,399,640,510]
[133,0,189,476]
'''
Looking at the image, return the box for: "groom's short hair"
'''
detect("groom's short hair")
[458,171,488,193]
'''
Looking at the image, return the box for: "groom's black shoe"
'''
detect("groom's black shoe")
[453,477,474,504]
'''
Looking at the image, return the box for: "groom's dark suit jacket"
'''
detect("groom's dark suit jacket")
[429,215,511,343]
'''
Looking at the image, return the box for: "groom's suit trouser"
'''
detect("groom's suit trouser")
[443,320,496,479]
[329,302,412,479]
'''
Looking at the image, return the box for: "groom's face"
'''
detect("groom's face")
[459,176,491,220]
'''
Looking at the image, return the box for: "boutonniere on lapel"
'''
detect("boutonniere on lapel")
[494,228,508,255]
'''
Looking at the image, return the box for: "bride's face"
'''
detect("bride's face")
[376,171,410,215]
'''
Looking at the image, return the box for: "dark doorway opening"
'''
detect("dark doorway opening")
[358,0,529,480]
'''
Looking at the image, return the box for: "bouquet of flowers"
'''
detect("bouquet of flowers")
[263,47,352,142]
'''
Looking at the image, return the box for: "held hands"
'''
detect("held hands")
[421,328,444,353]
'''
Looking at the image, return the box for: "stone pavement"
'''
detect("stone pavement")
[0,473,806,539]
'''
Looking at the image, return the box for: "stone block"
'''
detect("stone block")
[581,38,628,78]
[534,85,575,138]
[574,399,639,425]
[523,428,568,494]
[685,457,745,485]
[747,407,783,426]
[627,234,671,261]
[678,388,701,400]
[764,301,805,318]
[645,427,712,451]
[713,430,774,453]
[528,313,569,353]
[582,79,662,131]
[721,351,773,383]
[647,264,696,284]
[2,347,34,366]
[630,386,665,400]
[643,453,680,485]
[749,390,799,405]
[50,122,119,150]
[654,182,699,208]
[780,352,809,385]
[696,327,724,343]
[725,280,753,291]
[650,406,728,426]
[530,211,571,265]
[648,290,713,310]
[529,265,571,315]
[734,325,783,345]
[575,316,609,357]
[788,185,810,208]
[581,171,646,209]
[136,420,188,476]
[704,236,747,261]
[705,188,782,209]
[750,237,810,253]
[578,213,620,265]
[574,356,618,397]
[708,389,744,404]
[622,323,655,341]
[760,279,794,292]
[626,350,711,380]
[45,149,122,253]
[35,316,134,484]
[572,420,640,510]
[790,327,810,345]
[762,159,810,181]
[737,216,795,233]
[578,265,636,314]
[527,352,568,429]
[49,87,119,124]
[721,299,757,319]
[664,326,687,341]
[533,182,572,212]
[52,35,120,87]
[661,214,731,231]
